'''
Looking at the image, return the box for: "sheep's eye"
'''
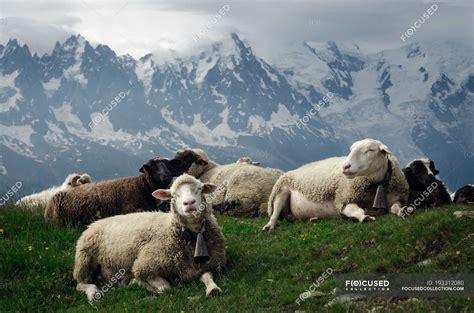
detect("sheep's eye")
[366,149,375,153]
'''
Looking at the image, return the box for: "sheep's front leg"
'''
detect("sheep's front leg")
[200,272,222,297]
[76,282,100,302]
[140,277,171,294]
[342,203,375,222]
[389,201,410,217]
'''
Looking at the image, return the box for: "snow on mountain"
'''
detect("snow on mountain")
[0,70,22,112]
[0,34,472,194]
[274,40,473,188]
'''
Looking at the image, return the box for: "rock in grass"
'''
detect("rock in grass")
[453,211,474,219]
[416,258,433,266]
[300,290,328,298]
[325,294,366,306]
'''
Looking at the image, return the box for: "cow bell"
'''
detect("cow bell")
[372,185,388,211]
[194,232,210,264]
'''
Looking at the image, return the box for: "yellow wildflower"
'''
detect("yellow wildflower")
[27,245,33,252]
[0,228,4,235]
[456,250,461,256]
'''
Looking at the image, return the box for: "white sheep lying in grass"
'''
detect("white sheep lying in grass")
[16,173,91,209]
[263,139,409,231]
[73,174,226,302]
[188,149,283,216]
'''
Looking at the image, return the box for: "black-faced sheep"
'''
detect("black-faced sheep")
[453,185,474,204]
[16,173,91,209]
[187,149,283,217]
[402,158,451,208]
[45,150,207,225]
[73,174,225,302]
[263,139,409,231]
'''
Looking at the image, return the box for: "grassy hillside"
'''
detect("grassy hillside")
[1,204,473,312]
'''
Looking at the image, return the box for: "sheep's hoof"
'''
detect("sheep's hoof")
[129,279,140,286]
[86,288,101,303]
[309,217,319,223]
[206,286,222,297]
[360,215,376,223]
[262,222,275,232]
[399,206,415,217]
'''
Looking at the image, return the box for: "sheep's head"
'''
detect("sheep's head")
[64,173,82,188]
[140,157,174,187]
[78,173,92,185]
[403,158,439,188]
[152,174,216,222]
[236,157,261,166]
[140,150,208,188]
[342,139,391,181]
[186,148,210,178]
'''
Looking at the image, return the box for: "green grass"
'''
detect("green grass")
[1,205,473,312]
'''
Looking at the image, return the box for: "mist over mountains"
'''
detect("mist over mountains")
[0,33,472,194]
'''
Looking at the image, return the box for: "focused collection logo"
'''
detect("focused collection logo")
[344,279,390,291]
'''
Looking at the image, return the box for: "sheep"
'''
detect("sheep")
[402,158,451,208]
[453,185,474,204]
[73,174,225,302]
[16,173,91,209]
[187,149,284,216]
[263,139,409,231]
[45,150,208,225]
[213,165,284,216]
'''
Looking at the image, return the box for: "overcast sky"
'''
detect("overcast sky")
[0,0,472,60]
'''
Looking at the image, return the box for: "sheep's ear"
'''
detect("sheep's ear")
[152,189,172,200]
[71,175,81,185]
[430,160,440,175]
[379,143,392,157]
[202,183,217,194]
[139,164,150,173]
[252,161,262,166]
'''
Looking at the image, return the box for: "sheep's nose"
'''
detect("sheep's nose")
[343,164,351,170]
[183,199,196,206]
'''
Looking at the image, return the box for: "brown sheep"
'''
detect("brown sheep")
[44,150,208,226]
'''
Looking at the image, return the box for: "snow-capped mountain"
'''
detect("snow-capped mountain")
[274,40,473,190]
[0,34,472,194]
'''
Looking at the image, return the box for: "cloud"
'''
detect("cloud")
[0,0,472,59]
[0,17,74,55]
